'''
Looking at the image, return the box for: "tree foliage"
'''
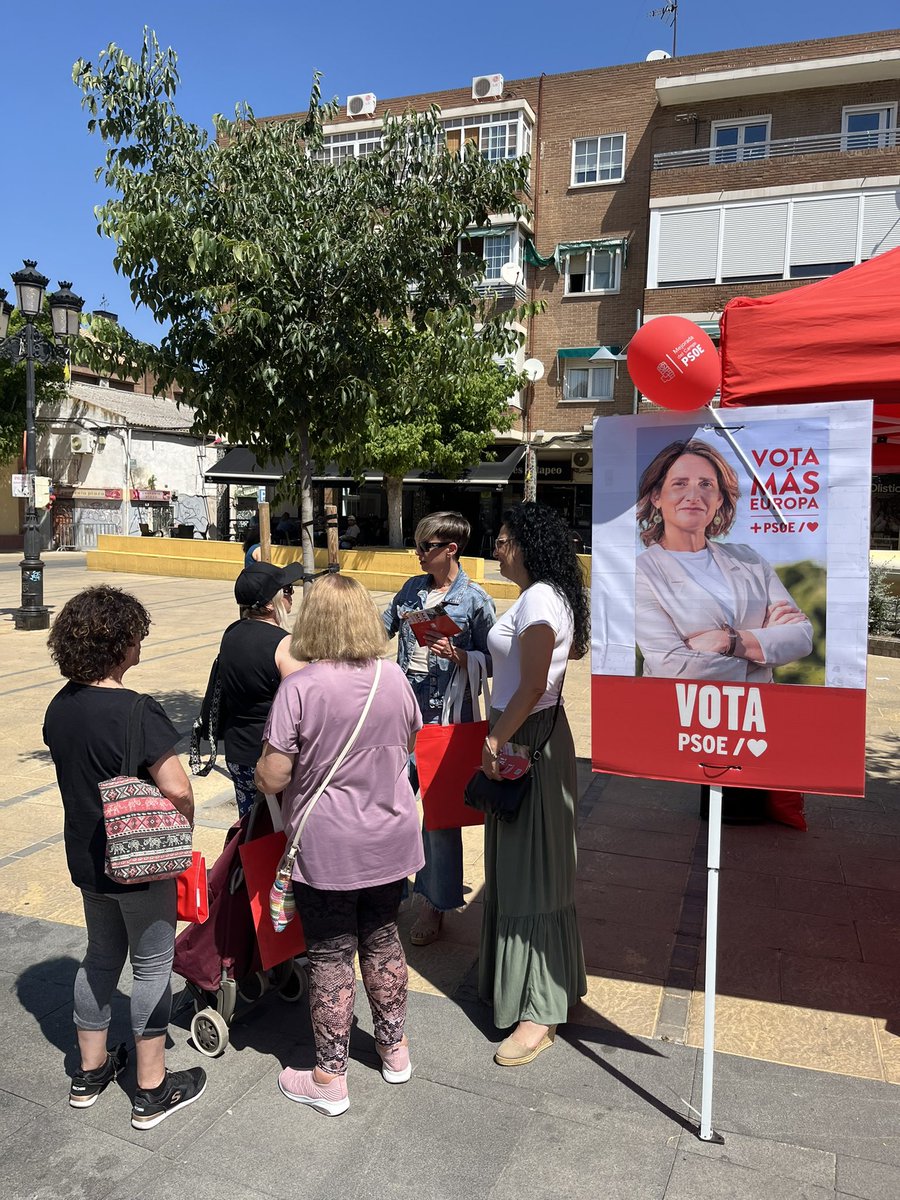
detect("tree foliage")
[73,29,538,550]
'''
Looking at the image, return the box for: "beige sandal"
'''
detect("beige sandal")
[410,902,443,946]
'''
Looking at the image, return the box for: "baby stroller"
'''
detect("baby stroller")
[173,792,308,1057]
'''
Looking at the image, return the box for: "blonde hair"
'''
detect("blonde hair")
[291,574,387,662]
[239,590,291,629]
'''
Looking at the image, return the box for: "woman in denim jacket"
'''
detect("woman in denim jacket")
[383,512,495,945]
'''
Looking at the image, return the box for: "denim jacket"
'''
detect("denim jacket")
[383,567,496,720]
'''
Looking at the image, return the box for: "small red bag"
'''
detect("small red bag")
[176,852,209,924]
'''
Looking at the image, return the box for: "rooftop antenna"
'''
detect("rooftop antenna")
[649,1,678,58]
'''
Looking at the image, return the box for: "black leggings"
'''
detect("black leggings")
[293,879,408,1075]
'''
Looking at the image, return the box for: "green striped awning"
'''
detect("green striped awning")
[464,224,514,239]
[555,237,628,269]
[557,346,623,360]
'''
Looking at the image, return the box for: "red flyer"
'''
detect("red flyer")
[404,604,462,647]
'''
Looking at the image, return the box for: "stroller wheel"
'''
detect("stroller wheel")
[278,960,308,1004]
[191,1007,229,1057]
[238,970,269,1004]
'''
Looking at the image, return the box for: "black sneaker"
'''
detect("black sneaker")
[131,1067,207,1130]
[69,1043,128,1108]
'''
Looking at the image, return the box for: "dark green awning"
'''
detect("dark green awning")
[557,346,623,360]
[555,237,628,269]
[524,238,555,268]
[464,224,514,239]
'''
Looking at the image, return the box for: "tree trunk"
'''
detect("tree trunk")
[299,423,316,588]
[386,476,404,547]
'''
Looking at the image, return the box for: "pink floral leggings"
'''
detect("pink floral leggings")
[293,879,408,1076]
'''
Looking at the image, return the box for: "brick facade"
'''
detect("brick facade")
[269,27,900,446]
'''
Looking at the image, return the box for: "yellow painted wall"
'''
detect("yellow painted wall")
[0,460,23,548]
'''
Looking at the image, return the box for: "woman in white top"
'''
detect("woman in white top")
[479,502,589,1067]
[635,439,813,682]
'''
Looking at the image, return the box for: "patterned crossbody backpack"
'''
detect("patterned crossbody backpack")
[101,695,193,884]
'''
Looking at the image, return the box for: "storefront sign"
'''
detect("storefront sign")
[130,488,172,502]
[71,487,123,501]
[590,400,872,796]
[511,457,573,482]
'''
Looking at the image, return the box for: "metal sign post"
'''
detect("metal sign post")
[699,782,725,1144]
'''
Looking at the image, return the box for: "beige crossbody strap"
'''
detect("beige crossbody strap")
[284,658,382,862]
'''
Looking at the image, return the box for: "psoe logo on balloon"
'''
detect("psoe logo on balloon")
[656,361,676,383]
[627,315,721,411]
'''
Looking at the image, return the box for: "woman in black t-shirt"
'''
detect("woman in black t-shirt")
[217,561,306,816]
[43,586,206,1129]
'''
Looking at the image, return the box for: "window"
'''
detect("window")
[440,110,532,165]
[565,247,621,295]
[842,104,898,150]
[563,362,614,402]
[460,232,518,283]
[650,187,900,288]
[710,118,770,163]
[571,135,626,186]
[314,129,383,164]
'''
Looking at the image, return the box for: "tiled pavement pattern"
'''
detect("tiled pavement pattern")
[2,554,900,1083]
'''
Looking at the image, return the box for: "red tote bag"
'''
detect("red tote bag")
[416,656,491,832]
[417,719,488,831]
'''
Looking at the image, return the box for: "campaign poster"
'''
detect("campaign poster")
[591,401,872,796]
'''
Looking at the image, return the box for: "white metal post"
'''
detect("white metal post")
[699,783,725,1143]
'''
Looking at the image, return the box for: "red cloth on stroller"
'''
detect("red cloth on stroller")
[173,805,274,994]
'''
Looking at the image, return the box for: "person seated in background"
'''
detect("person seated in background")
[273,512,292,545]
[340,515,361,550]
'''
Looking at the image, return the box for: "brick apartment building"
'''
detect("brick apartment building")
[261,27,900,548]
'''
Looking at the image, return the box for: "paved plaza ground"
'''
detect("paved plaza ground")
[2,552,900,1198]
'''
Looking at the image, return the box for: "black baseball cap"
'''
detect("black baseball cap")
[234,561,304,608]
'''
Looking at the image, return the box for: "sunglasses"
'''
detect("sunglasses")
[417,540,451,553]
[282,586,295,598]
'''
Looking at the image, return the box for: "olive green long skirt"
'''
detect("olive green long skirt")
[478,704,587,1029]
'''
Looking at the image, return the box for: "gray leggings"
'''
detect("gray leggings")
[75,880,177,1039]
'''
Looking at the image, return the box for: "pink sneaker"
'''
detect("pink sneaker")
[278,1067,349,1116]
[377,1038,412,1084]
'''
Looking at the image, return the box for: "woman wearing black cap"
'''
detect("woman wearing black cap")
[217,562,305,816]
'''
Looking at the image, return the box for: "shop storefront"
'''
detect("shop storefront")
[872,476,900,551]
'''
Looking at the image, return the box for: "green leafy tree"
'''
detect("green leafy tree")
[73,30,536,565]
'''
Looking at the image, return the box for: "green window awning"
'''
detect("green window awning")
[464,224,514,239]
[524,237,555,268]
[557,345,623,360]
[697,320,721,338]
[555,237,628,270]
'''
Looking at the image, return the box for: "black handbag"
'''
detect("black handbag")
[189,656,221,777]
[463,685,564,823]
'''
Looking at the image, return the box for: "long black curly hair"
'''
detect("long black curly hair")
[502,502,590,659]
[47,586,151,683]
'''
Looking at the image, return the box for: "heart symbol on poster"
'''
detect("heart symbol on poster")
[747,739,768,757]
[807,522,818,532]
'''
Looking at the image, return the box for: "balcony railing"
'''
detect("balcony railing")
[653,128,899,170]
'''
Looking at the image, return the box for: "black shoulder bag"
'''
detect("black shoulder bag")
[189,656,221,777]
[463,682,564,823]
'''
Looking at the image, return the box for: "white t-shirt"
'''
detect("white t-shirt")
[406,588,446,675]
[664,547,735,625]
[488,581,573,712]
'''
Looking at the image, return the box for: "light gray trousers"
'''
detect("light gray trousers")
[75,879,177,1039]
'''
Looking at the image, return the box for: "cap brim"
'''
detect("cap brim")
[279,563,305,586]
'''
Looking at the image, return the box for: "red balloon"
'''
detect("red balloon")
[627,317,721,411]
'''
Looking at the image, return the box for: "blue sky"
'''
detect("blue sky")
[2,1,897,345]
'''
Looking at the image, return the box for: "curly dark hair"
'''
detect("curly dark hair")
[502,502,590,659]
[47,586,151,683]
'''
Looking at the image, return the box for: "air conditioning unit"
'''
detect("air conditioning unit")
[346,93,376,118]
[472,74,504,101]
[70,433,95,455]
[572,450,592,471]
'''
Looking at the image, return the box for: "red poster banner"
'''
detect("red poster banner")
[592,675,866,797]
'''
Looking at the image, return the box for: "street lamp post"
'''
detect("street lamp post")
[0,261,83,631]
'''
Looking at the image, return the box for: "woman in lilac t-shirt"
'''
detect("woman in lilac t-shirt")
[256,574,423,1118]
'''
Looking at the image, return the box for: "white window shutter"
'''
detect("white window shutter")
[721,203,788,278]
[860,191,900,259]
[790,196,859,266]
[656,209,720,284]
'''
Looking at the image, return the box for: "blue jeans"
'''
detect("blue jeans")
[407,675,464,912]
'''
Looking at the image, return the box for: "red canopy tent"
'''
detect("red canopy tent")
[720,247,900,472]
